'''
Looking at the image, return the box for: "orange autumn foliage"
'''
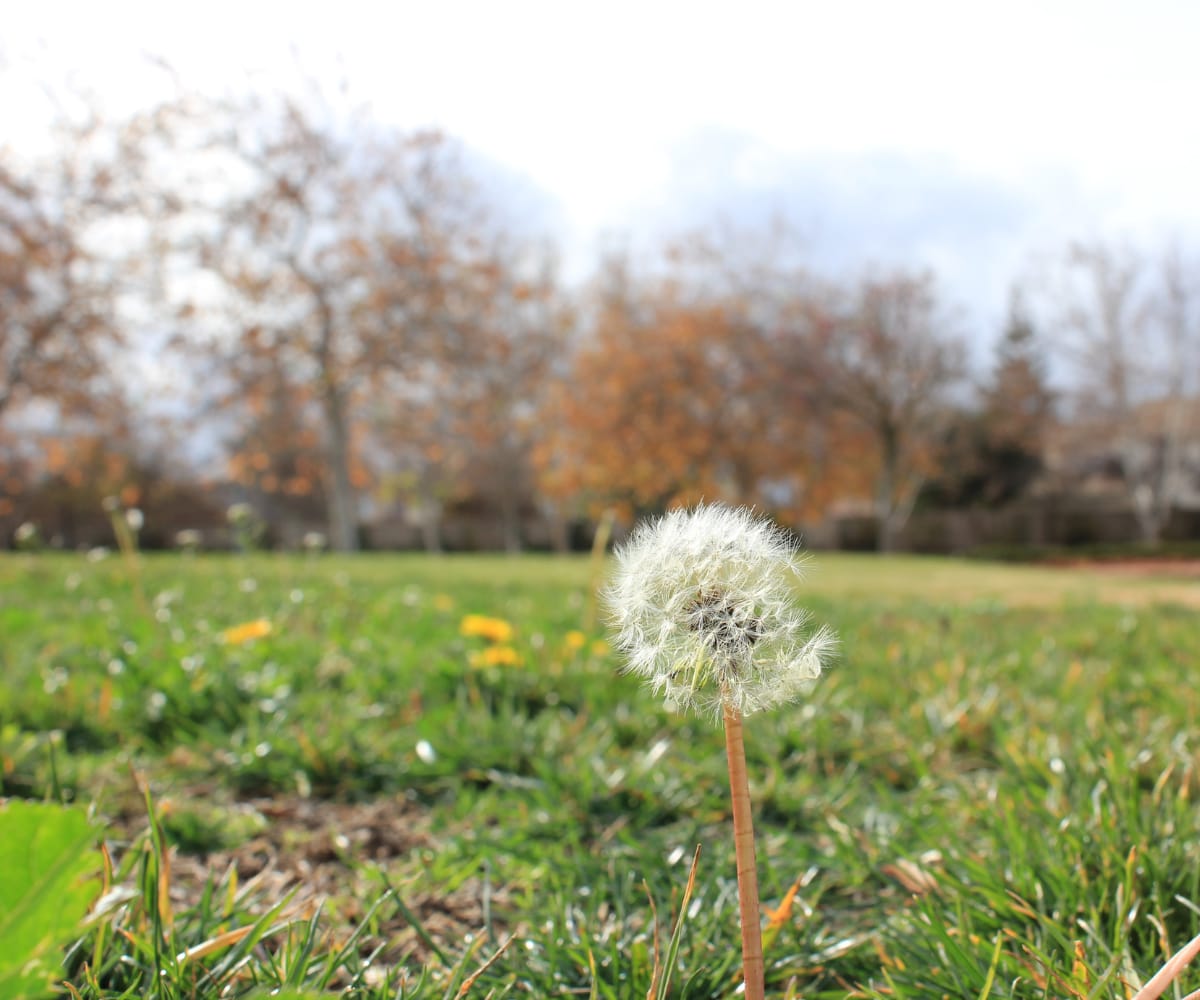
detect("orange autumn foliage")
[535,252,873,525]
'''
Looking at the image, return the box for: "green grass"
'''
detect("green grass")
[2,551,1199,998]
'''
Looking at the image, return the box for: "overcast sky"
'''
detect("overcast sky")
[6,0,1200,346]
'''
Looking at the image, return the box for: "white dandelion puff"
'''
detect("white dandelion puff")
[604,503,835,719]
[603,502,837,999]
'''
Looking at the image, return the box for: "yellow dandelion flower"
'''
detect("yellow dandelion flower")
[219,619,273,645]
[459,614,514,643]
[590,639,611,657]
[564,630,587,652]
[432,593,455,612]
[468,645,523,668]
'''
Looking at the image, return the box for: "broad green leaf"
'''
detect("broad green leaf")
[0,800,100,1000]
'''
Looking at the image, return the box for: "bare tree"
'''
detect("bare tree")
[0,80,161,538]
[455,242,571,551]
[0,119,123,424]
[1056,241,1200,544]
[1153,246,1200,524]
[819,271,966,551]
[145,90,489,551]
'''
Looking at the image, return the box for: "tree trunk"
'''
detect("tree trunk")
[419,501,443,554]
[496,455,523,553]
[322,387,359,552]
[1122,431,1173,547]
[1131,484,1165,546]
[499,495,522,553]
[310,286,359,553]
[545,503,570,554]
[877,429,899,553]
[878,512,897,553]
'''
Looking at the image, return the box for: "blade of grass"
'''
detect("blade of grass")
[454,933,515,997]
[654,845,701,1000]
[975,933,1005,1000]
[644,878,661,1000]
[380,872,451,967]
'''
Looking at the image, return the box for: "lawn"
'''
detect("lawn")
[2,550,1199,998]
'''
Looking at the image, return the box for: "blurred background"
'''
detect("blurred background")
[3,0,1199,553]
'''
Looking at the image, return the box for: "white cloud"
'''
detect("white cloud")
[6,0,1200,329]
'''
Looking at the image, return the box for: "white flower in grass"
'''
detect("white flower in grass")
[14,522,40,550]
[605,503,835,719]
[175,529,202,552]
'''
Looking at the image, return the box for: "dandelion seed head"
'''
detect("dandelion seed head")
[175,529,202,552]
[226,502,253,523]
[604,503,836,719]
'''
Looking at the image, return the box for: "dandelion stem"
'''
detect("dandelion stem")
[723,694,765,1000]
[106,505,149,619]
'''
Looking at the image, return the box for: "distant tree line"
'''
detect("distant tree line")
[2,78,1199,551]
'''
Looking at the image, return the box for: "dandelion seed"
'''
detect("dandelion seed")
[604,503,835,719]
[14,522,40,550]
[226,503,265,551]
[175,529,202,552]
[226,502,252,523]
[146,691,167,721]
[42,666,68,694]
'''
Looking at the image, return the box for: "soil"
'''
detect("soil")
[1046,557,1200,578]
[110,792,506,980]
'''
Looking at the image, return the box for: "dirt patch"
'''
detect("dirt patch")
[1046,558,1200,578]
[1036,558,1200,609]
[113,793,506,973]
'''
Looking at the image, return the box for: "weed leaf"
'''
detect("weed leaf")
[0,800,99,1000]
